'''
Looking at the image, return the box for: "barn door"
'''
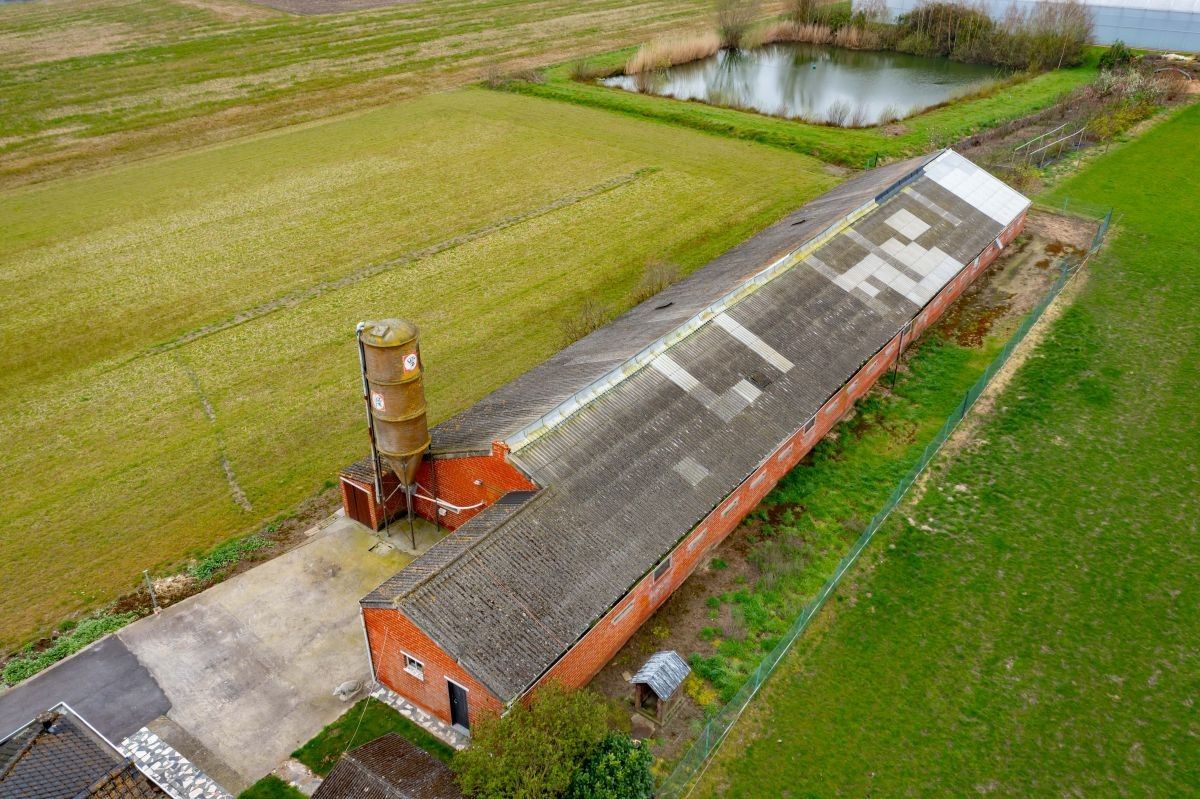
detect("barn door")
[447,680,470,730]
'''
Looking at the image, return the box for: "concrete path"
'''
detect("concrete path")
[0,514,412,794]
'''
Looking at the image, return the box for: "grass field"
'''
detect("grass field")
[694,104,1200,796]
[0,88,833,648]
[0,0,715,189]
[502,48,1099,166]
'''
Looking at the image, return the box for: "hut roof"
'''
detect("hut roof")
[631,651,691,701]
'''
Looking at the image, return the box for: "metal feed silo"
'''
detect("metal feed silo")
[356,319,431,491]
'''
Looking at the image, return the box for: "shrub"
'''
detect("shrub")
[453,683,622,799]
[895,0,1091,70]
[1099,40,1136,72]
[560,299,611,344]
[716,0,760,48]
[630,260,681,304]
[564,734,654,799]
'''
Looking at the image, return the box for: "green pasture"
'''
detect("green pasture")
[0,88,833,648]
[695,104,1200,797]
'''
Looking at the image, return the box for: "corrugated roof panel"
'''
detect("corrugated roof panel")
[365,152,1028,701]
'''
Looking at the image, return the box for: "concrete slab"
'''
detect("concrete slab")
[0,634,168,741]
[118,517,408,790]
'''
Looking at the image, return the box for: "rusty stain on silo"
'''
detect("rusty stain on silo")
[359,318,431,486]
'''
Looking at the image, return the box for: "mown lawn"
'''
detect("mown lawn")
[502,48,1098,167]
[292,697,456,774]
[0,88,834,648]
[0,0,712,188]
[694,104,1200,796]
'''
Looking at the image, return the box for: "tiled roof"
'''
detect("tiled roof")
[312,734,461,799]
[0,707,166,799]
[367,151,1029,702]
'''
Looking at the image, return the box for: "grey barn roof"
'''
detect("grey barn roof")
[365,151,1029,703]
[631,651,690,701]
[428,153,939,455]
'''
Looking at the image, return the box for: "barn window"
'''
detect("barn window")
[403,653,425,680]
[654,558,672,581]
[751,472,766,489]
[776,444,794,463]
[686,527,708,552]
[803,417,815,434]
[721,496,741,518]
[611,601,636,626]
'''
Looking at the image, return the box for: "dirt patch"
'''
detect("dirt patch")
[1025,208,1098,252]
[0,22,135,66]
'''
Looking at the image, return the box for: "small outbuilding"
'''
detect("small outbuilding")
[630,651,691,724]
[312,734,461,799]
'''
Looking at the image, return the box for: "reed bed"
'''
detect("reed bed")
[625,32,721,74]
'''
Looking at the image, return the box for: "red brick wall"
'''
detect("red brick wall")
[342,442,537,531]
[534,210,1026,693]
[363,607,504,728]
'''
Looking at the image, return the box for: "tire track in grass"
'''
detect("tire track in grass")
[172,351,253,513]
[140,167,658,359]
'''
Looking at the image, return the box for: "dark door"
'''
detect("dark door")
[448,680,469,730]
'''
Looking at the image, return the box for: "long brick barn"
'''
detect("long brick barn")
[341,150,1030,731]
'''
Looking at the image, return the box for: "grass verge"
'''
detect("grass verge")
[238,776,305,799]
[501,48,1099,166]
[293,697,456,775]
[1,612,137,685]
[695,103,1200,797]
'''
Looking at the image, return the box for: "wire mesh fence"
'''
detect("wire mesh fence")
[655,202,1113,799]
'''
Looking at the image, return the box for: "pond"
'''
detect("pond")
[602,43,1003,126]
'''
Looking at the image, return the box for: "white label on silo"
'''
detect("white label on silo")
[372,392,385,411]
[403,353,418,372]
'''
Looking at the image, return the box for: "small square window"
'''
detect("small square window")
[653,558,672,581]
[404,654,424,680]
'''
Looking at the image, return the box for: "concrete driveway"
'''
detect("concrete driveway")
[118,515,407,791]
[0,513,409,794]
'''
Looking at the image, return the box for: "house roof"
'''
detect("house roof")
[311,734,461,799]
[364,151,1029,703]
[0,707,166,799]
[631,651,690,701]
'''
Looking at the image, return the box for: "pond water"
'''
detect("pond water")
[602,43,1003,126]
